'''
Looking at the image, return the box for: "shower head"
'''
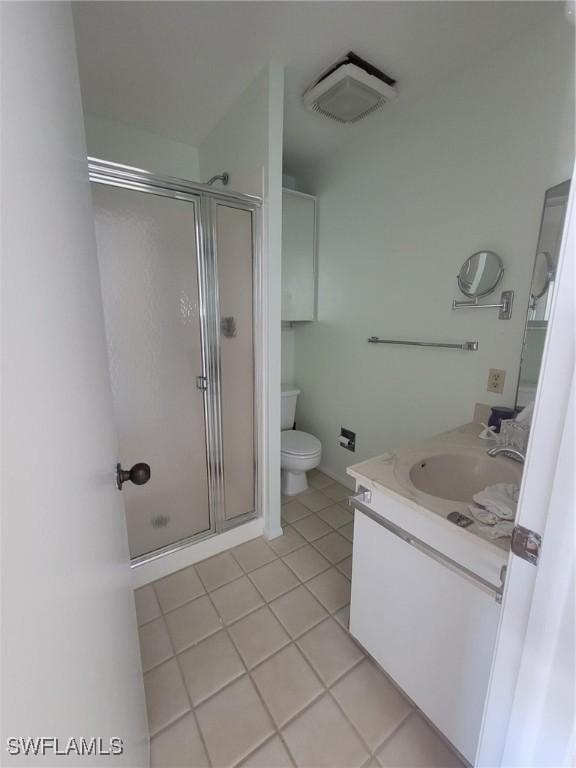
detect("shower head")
[205,172,230,187]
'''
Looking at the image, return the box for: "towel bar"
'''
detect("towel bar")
[368,337,478,351]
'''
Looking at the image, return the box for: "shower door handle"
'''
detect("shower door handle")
[220,316,238,338]
[116,462,151,490]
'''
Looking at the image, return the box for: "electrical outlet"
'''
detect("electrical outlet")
[487,368,506,394]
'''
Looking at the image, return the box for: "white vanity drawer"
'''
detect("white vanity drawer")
[353,483,507,587]
[350,506,500,764]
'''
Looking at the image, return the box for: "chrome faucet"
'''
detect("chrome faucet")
[487,446,526,464]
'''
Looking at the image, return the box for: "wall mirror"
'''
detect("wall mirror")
[516,179,570,406]
[457,250,504,297]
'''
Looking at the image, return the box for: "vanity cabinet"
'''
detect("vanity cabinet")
[349,490,502,764]
[282,189,316,321]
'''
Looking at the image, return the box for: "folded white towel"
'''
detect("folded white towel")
[468,505,499,525]
[472,483,519,521]
[477,520,514,540]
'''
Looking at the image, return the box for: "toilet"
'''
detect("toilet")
[281,387,322,496]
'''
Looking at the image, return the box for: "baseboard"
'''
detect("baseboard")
[264,522,284,540]
[131,517,265,588]
[317,464,356,490]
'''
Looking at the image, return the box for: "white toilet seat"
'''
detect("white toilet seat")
[281,430,321,458]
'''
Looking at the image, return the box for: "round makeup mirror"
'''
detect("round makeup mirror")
[530,251,555,306]
[457,251,504,298]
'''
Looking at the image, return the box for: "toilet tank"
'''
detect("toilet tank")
[281,387,300,430]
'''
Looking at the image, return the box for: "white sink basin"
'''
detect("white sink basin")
[409,452,521,502]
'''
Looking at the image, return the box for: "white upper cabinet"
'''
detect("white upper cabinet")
[282,189,317,321]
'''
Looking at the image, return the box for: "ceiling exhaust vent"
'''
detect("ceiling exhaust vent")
[303,52,397,124]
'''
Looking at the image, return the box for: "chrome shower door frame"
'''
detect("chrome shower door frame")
[204,195,263,533]
[88,158,263,565]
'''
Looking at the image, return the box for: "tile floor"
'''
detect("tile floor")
[136,470,465,768]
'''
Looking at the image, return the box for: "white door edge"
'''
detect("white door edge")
[476,162,575,766]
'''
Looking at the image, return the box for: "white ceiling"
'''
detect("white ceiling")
[72,2,559,176]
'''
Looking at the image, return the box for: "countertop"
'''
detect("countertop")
[347,422,523,554]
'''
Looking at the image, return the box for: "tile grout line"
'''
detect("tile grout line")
[223,623,301,768]
[135,582,164,628]
[138,614,176,675]
[323,631,399,755]
[236,632,369,768]
[282,553,351,585]
[154,557,262,620]
[201,574,302,768]
[325,685,378,763]
[238,732,299,768]
[278,510,352,565]
[154,586,215,768]
[200,624,400,766]
[142,517,347,630]
[142,498,441,766]
[368,707,415,762]
[152,542,351,765]
[149,606,378,759]
[308,536,353,567]
[233,634,371,767]
[247,565,302,604]
[269,588,329,638]
[149,553,274,762]
[300,571,352,616]
[285,509,352,534]
[141,493,361,766]
[354,640,467,764]
[294,622,365,683]
[280,551,333,583]
[320,644,416,763]
[340,641,448,760]
[269,530,309,558]
[165,584,310,706]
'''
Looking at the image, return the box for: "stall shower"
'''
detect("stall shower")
[90,160,261,562]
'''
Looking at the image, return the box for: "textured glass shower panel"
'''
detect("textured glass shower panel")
[215,204,255,521]
[92,185,210,558]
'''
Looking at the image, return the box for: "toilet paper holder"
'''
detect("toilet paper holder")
[339,427,356,452]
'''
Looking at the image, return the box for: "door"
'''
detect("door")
[92,184,211,558]
[1,4,148,766]
[281,189,317,322]
[213,201,256,523]
[499,381,574,767]
[476,167,574,766]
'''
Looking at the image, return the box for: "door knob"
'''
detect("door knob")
[116,462,151,490]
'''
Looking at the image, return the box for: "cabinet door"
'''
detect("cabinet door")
[282,190,316,321]
[350,509,500,763]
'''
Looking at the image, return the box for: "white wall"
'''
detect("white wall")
[85,114,200,179]
[294,17,574,485]
[199,68,270,196]
[281,323,296,383]
[265,62,285,539]
[199,64,285,539]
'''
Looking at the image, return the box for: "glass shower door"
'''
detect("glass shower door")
[214,202,256,523]
[92,184,211,559]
